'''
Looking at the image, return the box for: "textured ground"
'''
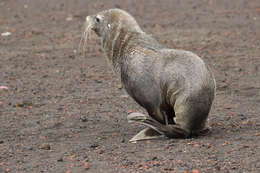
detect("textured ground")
[0,0,260,172]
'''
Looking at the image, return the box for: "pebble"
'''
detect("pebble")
[152,156,158,160]
[0,86,8,90]
[66,15,73,21]
[1,32,11,36]
[39,143,51,150]
[80,116,88,122]
[84,162,89,170]
[90,143,99,149]
[57,157,63,162]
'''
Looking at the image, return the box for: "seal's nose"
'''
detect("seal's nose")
[85,16,93,29]
[86,16,90,22]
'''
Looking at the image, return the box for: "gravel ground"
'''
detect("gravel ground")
[0,0,259,172]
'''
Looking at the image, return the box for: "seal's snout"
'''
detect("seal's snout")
[86,16,91,24]
[85,16,93,30]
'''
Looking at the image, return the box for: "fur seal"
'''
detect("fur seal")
[83,9,216,142]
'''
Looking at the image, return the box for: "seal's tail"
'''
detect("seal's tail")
[127,112,190,139]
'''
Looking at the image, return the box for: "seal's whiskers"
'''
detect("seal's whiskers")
[78,30,85,51]
[78,24,91,52]
[83,26,90,50]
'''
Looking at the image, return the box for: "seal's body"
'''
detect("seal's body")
[85,9,216,141]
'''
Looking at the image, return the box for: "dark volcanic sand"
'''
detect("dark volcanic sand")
[0,0,260,172]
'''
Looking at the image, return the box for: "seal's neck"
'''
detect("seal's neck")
[102,26,141,74]
[101,26,162,75]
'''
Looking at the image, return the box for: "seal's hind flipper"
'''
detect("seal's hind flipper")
[192,127,211,137]
[127,112,190,139]
[129,128,163,142]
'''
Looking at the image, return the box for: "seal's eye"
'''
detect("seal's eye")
[95,17,100,23]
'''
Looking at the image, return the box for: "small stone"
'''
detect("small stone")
[80,116,88,122]
[98,150,104,154]
[26,146,33,150]
[153,163,160,167]
[1,32,11,37]
[152,156,158,160]
[90,143,99,149]
[243,145,249,148]
[192,169,200,173]
[16,102,25,107]
[39,143,51,150]
[57,157,63,162]
[94,79,102,83]
[66,15,73,21]
[80,125,87,129]
[16,100,32,108]
[84,162,89,170]
[0,86,8,90]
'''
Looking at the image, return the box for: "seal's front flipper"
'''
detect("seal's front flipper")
[127,112,147,123]
[127,112,165,135]
[129,128,163,142]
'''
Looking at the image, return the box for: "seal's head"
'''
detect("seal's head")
[81,9,145,71]
[81,9,144,55]
[85,9,142,38]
